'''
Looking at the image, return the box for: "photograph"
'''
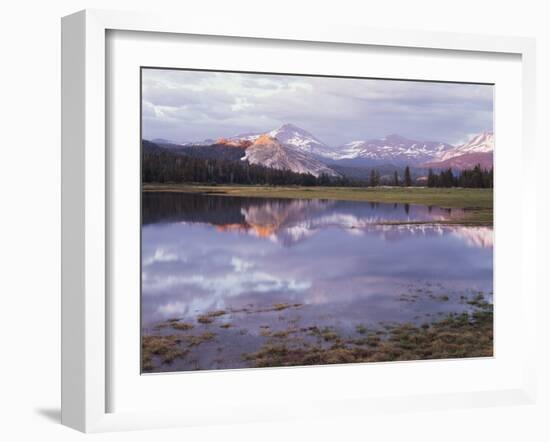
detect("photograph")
[140,68,494,373]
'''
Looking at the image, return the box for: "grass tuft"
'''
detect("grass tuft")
[171,322,194,331]
[197,310,227,324]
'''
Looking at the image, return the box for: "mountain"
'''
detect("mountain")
[422,132,494,170]
[147,131,339,178]
[150,138,247,162]
[423,152,493,171]
[151,138,178,145]
[214,138,253,149]
[228,123,333,156]
[243,134,338,177]
[324,134,454,165]
[181,139,217,147]
[142,139,167,153]
[176,144,246,162]
[438,132,494,161]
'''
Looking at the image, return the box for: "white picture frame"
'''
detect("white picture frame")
[61,9,538,433]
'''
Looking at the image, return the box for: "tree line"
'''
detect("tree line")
[427,165,493,188]
[142,141,492,188]
[368,166,412,187]
[142,148,359,186]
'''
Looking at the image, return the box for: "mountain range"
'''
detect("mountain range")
[152,123,494,178]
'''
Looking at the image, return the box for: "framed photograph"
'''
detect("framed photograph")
[140,67,496,374]
[61,9,538,432]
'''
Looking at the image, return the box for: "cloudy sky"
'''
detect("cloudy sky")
[142,68,493,147]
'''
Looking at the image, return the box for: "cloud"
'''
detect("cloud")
[141,68,493,146]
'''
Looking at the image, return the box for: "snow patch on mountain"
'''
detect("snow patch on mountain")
[324,134,454,164]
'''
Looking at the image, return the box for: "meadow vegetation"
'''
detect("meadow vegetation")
[142,296,493,372]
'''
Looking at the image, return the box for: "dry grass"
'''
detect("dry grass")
[197,310,227,324]
[141,335,188,371]
[355,324,368,335]
[142,330,217,371]
[259,325,301,338]
[171,322,194,331]
[255,303,303,313]
[243,304,493,368]
[260,327,272,337]
[273,303,293,311]
[186,331,217,347]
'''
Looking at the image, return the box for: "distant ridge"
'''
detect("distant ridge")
[165,123,493,172]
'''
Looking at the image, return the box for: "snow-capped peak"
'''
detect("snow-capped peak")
[439,132,494,161]
[224,123,332,156]
[266,123,330,154]
[276,123,304,132]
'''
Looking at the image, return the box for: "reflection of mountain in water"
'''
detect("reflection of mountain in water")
[143,192,491,248]
[218,199,331,244]
[360,224,493,248]
[451,227,493,248]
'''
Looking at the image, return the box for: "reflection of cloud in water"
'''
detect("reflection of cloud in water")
[143,253,312,320]
[142,247,180,266]
[231,256,254,272]
[152,274,311,319]
[143,269,311,298]
[157,301,187,317]
[141,194,493,325]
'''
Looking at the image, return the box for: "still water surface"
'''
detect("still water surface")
[142,192,493,371]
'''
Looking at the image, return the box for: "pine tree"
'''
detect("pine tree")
[393,170,399,186]
[427,168,435,187]
[404,166,412,187]
[442,168,454,187]
[369,169,377,187]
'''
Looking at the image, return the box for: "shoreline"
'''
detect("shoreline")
[142,295,493,373]
[142,183,493,225]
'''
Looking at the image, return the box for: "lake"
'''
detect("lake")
[141,192,493,372]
